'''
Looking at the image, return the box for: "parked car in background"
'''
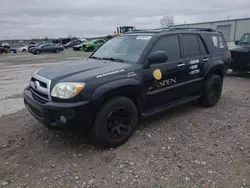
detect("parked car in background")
[230,33,250,72]
[1,42,10,49]
[73,41,89,51]
[63,40,83,49]
[0,47,8,54]
[30,43,64,54]
[82,39,105,52]
[19,44,36,52]
[28,43,44,53]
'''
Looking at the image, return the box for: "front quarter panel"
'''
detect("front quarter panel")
[91,78,141,100]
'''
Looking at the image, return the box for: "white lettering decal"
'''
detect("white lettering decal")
[156,78,177,88]
[189,59,200,65]
[96,69,125,78]
[189,69,200,75]
[189,65,198,70]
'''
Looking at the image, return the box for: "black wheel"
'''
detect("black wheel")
[0,51,2,54]
[36,50,41,54]
[92,97,138,148]
[88,46,95,52]
[22,49,26,52]
[56,49,60,53]
[200,74,223,107]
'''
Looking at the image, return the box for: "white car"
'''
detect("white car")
[19,45,29,52]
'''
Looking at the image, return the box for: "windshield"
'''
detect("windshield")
[239,33,250,45]
[91,35,151,63]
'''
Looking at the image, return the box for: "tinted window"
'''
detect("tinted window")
[151,35,180,61]
[198,37,208,54]
[239,33,250,45]
[182,34,200,57]
[211,34,227,49]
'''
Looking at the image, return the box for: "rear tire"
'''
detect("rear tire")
[56,49,60,53]
[92,97,138,148]
[200,74,223,107]
[22,49,26,52]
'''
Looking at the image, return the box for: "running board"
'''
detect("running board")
[142,95,200,117]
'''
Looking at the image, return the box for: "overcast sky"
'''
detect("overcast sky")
[0,0,249,39]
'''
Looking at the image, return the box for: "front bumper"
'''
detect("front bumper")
[23,87,94,128]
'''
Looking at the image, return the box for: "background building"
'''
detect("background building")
[173,18,250,42]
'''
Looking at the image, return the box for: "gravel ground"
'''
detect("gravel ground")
[0,52,250,188]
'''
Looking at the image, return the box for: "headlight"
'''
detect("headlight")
[51,82,85,99]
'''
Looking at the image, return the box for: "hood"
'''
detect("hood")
[36,58,136,82]
[230,45,250,52]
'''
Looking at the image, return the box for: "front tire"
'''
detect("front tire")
[88,46,95,52]
[200,74,223,107]
[92,97,138,148]
[56,49,60,53]
[22,49,26,52]
[35,50,41,54]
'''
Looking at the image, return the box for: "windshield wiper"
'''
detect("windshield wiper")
[89,56,103,60]
[102,57,124,62]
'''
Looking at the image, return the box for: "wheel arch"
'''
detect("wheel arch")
[91,78,143,117]
[205,60,226,79]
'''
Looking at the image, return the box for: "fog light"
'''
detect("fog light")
[60,116,67,123]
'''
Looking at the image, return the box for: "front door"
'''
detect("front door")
[142,35,190,109]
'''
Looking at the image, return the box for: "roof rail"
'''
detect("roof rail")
[126,27,223,35]
[167,27,218,32]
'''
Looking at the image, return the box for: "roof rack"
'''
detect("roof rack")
[127,27,223,35]
[167,27,218,32]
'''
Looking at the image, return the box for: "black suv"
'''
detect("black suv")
[230,33,250,72]
[23,27,231,148]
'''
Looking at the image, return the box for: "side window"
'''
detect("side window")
[211,34,226,49]
[150,35,180,61]
[198,37,208,54]
[182,34,200,57]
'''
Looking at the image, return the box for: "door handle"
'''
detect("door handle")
[177,63,186,67]
[203,58,209,62]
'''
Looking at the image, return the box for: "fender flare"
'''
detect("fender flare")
[91,78,141,101]
[204,60,226,78]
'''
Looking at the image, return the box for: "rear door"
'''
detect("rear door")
[143,34,190,109]
[180,34,210,93]
[41,44,50,52]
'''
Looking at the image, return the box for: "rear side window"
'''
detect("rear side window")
[211,34,227,49]
[150,35,180,61]
[182,34,200,57]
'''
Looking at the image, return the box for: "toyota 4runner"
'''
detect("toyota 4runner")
[23,27,231,148]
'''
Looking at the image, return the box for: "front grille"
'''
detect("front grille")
[30,73,51,103]
[30,87,49,103]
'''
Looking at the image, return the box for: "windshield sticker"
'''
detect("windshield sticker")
[136,36,152,40]
[96,69,125,78]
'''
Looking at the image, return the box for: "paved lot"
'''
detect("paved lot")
[0,51,249,188]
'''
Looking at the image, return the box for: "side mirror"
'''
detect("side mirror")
[235,40,239,45]
[144,51,168,68]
